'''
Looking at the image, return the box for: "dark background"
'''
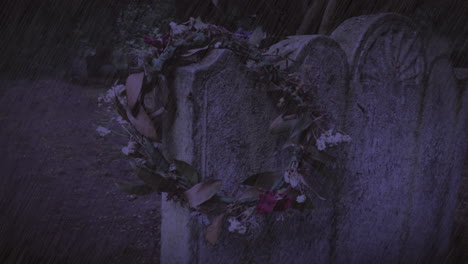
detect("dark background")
[0,0,467,263]
[1,0,468,79]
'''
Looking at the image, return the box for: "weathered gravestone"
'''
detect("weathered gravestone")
[161,13,468,264]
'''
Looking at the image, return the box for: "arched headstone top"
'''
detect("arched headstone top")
[265,35,348,73]
[265,35,349,127]
[331,13,426,85]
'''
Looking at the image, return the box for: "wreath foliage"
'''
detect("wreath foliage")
[100,18,351,244]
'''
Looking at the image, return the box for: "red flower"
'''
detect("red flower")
[143,34,170,53]
[144,35,156,45]
[255,191,293,214]
[256,191,276,214]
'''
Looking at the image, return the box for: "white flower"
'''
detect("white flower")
[121,141,137,156]
[228,217,247,235]
[96,126,111,137]
[113,116,128,125]
[316,129,351,151]
[284,162,300,188]
[98,85,126,104]
[296,194,306,203]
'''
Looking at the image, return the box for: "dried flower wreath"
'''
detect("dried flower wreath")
[99,18,350,244]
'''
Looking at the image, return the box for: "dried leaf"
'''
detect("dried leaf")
[242,172,282,190]
[185,180,222,208]
[126,105,158,141]
[181,45,210,57]
[126,72,144,110]
[115,181,154,196]
[173,160,199,186]
[205,213,225,245]
[149,107,166,119]
[269,114,298,134]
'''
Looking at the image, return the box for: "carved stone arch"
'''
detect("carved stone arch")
[331,13,426,83]
[326,14,430,263]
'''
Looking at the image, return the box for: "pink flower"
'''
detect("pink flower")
[144,34,169,48]
[256,191,277,214]
[255,191,293,214]
[144,35,156,45]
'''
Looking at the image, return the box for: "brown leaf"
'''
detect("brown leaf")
[126,105,158,140]
[185,180,222,208]
[181,45,209,57]
[126,72,145,110]
[205,213,225,245]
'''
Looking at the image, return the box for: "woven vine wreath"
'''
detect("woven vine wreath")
[101,18,351,245]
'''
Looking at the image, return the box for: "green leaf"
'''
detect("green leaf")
[269,114,298,134]
[242,172,283,190]
[115,181,154,196]
[289,115,314,140]
[151,46,176,72]
[248,26,266,47]
[192,32,207,45]
[135,166,163,190]
[173,159,199,186]
[194,17,209,30]
[205,213,225,245]
[142,138,170,171]
[185,180,222,208]
[238,187,262,199]
[305,145,337,164]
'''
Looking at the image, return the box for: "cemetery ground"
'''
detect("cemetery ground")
[0,78,466,263]
[0,79,160,263]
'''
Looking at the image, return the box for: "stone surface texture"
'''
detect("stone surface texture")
[161,13,468,264]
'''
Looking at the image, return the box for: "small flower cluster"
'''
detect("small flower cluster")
[228,217,247,234]
[316,129,351,151]
[121,141,137,156]
[284,161,301,188]
[96,126,111,137]
[98,84,126,105]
